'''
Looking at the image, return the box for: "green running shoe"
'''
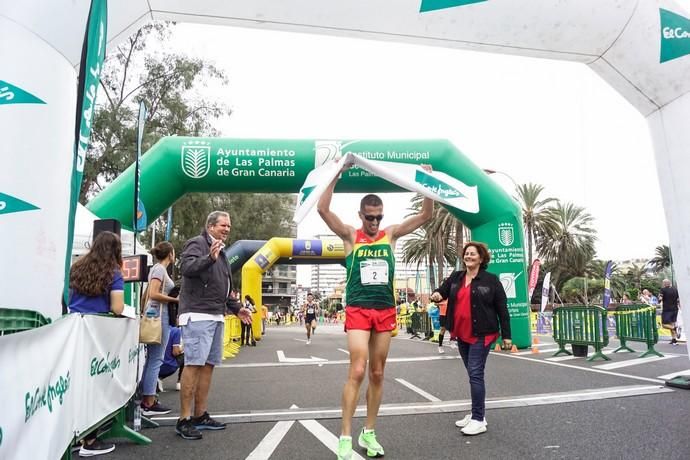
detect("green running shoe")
[337,436,353,460]
[358,429,384,457]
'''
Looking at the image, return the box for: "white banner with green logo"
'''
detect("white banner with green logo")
[0,315,138,459]
[0,17,77,320]
[294,152,479,222]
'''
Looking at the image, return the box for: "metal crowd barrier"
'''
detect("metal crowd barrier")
[612,304,663,358]
[552,305,610,361]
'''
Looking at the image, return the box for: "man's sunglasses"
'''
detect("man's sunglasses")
[363,214,384,222]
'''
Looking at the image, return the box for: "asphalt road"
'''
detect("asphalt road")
[103,324,690,460]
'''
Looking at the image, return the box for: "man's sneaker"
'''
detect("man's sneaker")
[141,401,172,416]
[306,339,311,345]
[157,378,165,392]
[358,428,384,457]
[461,418,488,436]
[455,414,487,428]
[176,381,181,391]
[438,347,445,354]
[192,411,226,430]
[337,436,353,460]
[79,439,115,457]
[175,417,202,440]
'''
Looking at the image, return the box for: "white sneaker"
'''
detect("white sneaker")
[157,378,165,392]
[455,414,487,428]
[461,418,488,435]
[306,339,311,345]
[438,347,445,354]
[175,381,181,391]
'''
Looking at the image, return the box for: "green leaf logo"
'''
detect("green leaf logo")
[0,80,45,105]
[181,143,211,179]
[0,192,40,215]
[414,170,465,199]
[299,185,316,206]
[420,0,487,13]
[660,8,690,63]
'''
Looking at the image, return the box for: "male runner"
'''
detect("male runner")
[303,292,319,344]
[318,164,433,459]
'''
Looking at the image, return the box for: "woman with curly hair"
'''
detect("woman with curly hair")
[68,230,124,457]
[69,231,124,316]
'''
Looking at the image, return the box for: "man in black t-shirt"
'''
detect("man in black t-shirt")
[659,279,681,345]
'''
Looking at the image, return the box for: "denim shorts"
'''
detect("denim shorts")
[181,320,224,366]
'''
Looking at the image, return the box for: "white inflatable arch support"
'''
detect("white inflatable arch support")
[2,0,690,351]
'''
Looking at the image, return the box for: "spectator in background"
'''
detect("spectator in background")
[242,295,257,346]
[437,299,449,354]
[261,304,268,335]
[640,289,658,306]
[430,241,511,436]
[176,211,251,440]
[659,279,681,345]
[159,325,184,391]
[139,241,179,416]
[68,231,124,457]
[621,293,633,304]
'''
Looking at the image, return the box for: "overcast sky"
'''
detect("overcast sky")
[168,20,675,284]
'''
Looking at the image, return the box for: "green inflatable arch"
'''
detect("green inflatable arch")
[87,137,531,348]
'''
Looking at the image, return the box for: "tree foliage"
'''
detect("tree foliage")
[85,23,296,261]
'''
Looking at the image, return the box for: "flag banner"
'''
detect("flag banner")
[540,271,551,313]
[0,315,138,460]
[63,0,108,304]
[0,17,79,320]
[528,259,541,299]
[294,152,479,223]
[602,260,613,309]
[134,101,147,233]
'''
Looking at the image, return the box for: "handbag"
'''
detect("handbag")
[139,266,164,344]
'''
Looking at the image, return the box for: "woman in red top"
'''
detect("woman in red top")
[430,242,512,436]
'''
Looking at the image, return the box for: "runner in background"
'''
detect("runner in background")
[303,292,318,344]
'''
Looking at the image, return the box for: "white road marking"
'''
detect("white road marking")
[277,350,327,363]
[658,369,690,380]
[513,347,560,355]
[395,378,441,402]
[294,338,308,343]
[338,348,350,355]
[299,419,366,460]
[217,355,458,368]
[245,420,294,460]
[545,349,616,362]
[151,385,669,423]
[493,351,667,384]
[594,355,677,370]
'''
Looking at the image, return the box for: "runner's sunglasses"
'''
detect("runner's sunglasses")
[363,214,384,222]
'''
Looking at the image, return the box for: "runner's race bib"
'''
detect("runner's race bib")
[360,259,389,285]
[307,307,315,314]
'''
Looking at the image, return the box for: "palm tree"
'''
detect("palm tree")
[647,245,672,280]
[585,259,626,301]
[404,195,464,286]
[535,202,597,288]
[624,263,646,292]
[514,183,558,265]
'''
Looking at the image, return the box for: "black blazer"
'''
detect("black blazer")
[435,269,511,340]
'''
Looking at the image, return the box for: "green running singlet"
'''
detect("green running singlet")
[345,230,395,309]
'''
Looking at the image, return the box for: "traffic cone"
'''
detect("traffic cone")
[494,343,501,352]
[533,336,540,344]
[531,344,540,354]
[510,344,518,353]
